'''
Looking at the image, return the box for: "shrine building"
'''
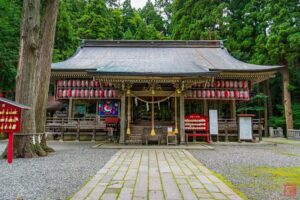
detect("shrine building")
[48,40,282,144]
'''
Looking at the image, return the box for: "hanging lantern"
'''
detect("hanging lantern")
[95,80,100,87]
[84,89,89,97]
[229,80,234,88]
[234,81,238,88]
[90,90,94,97]
[67,89,71,97]
[95,90,99,97]
[99,90,104,98]
[225,80,230,88]
[72,80,76,87]
[244,91,249,99]
[63,80,67,87]
[193,90,197,98]
[244,81,248,88]
[197,90,202,98]
[240,91,244,99]
[85,80,89,87]
[216,80,220,88]
[80,89,84,97]
[221,80,225,88]
[67,80,71,87]
[63,90,67,98]
[238,80,243,88]
[108,82,113,87]
[71,90,76,97]
[104,90,108,98]
[75,89,80,97]
[215,90,220,98]
[230,90,234,99]
[202,90,206,98]
[224,90,229,98]
[57,80,62,87]
[207,90,211,98]
[58,89,63,97]
[81,80,85,87]
[221,90,225,98]
[234,90,239,98]
[90,80,94,87]
[76,80,81,87]
[211,90,215,98]
[108,90,112,98]
[113,90,117,98]
[206,82,211,88]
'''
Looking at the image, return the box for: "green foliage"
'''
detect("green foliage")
[0,0,21,93]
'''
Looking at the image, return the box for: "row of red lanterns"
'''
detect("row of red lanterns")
[57,89,118,98]
[57,80,114,88]
[192,80,249,89]
[187,90,250,99]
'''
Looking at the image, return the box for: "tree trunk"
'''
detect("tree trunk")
[14,0,41,158]
[35,0,59,152]
[281,67,293,130]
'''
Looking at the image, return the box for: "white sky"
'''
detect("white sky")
[120,0,150,9]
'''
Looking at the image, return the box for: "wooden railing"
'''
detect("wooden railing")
[287,129,300,140]
[217,118,264,141]
[46,118,108,141]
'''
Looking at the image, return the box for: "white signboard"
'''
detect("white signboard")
[239,117,253,140]
[209,110,218,135]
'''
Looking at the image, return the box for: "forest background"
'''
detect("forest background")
[0,0,299,129]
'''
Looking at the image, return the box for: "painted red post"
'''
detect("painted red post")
[7,132,13,164]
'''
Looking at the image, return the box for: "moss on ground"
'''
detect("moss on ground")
[209,170,248,200]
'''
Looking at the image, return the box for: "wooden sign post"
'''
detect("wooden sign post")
[0,98,30,164]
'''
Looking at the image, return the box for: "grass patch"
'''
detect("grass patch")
[66,175,94,200]
[248,167,300,187]
[209,170,248,200]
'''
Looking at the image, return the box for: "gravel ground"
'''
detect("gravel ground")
[0,140,118,200]
[190,143,300,200]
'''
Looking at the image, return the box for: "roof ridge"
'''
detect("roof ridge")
[81,40,224,48]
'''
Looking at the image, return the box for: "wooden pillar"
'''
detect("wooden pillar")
[263,81,269,136]
[68,98,73,119]
[203,100,208,116]
[126,95,131,135]
[119,93,126,144]
[179,93,185,144]
[281,68,293,130]
[231,100,236,119]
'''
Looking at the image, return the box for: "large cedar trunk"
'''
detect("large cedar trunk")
[14,0,41,158]
[281,67,293,130]
[35,0,59,152]
[2,0,59,158]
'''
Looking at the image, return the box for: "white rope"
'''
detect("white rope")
[131,92,175,104]
[146,102,149,111]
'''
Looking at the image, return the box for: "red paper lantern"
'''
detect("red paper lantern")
[112,90,117,98]
[80,89,84,97]
[211,90,215,98]
[98,90,103,97]
[221,90,225,98]
[75,89,80,97]
[84,90,89,97]
[90,81,94,87]
[206,82,211,88]
[108,90,113,98]
[202,90,206,98]
[85,80,89,87]
[234,90,239,98]
[71,90,76,97]
[230,91,234,98]
[67,80,72,87]
[108,82,113,87]
[216,80,221,88]
[95,80,100,87]
[76,80,81,87]
[220,80,225,88]
[207,90,211,98]
[225,80,230,88]
[244,81,248,88]
[244,91,249,99]
[58,89,63,97]
[72,80,76,87]
[104,90,108,98]
[63,90,67,98]
[63,80,67,87]
[81,80,85,87]
[197,90,202,98]
[193,90,197,98]
[238,81,243,88]
[95,90,99,97]
[215,90,220,98]
[234,81,238,88]
[240,91,244,99]
[90,90,94,97]
[225,90,229,98]
[229,80,234,88]
[57,80,63,87]
[67,89,72,97]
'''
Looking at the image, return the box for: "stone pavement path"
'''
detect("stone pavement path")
[71,149,243,200]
